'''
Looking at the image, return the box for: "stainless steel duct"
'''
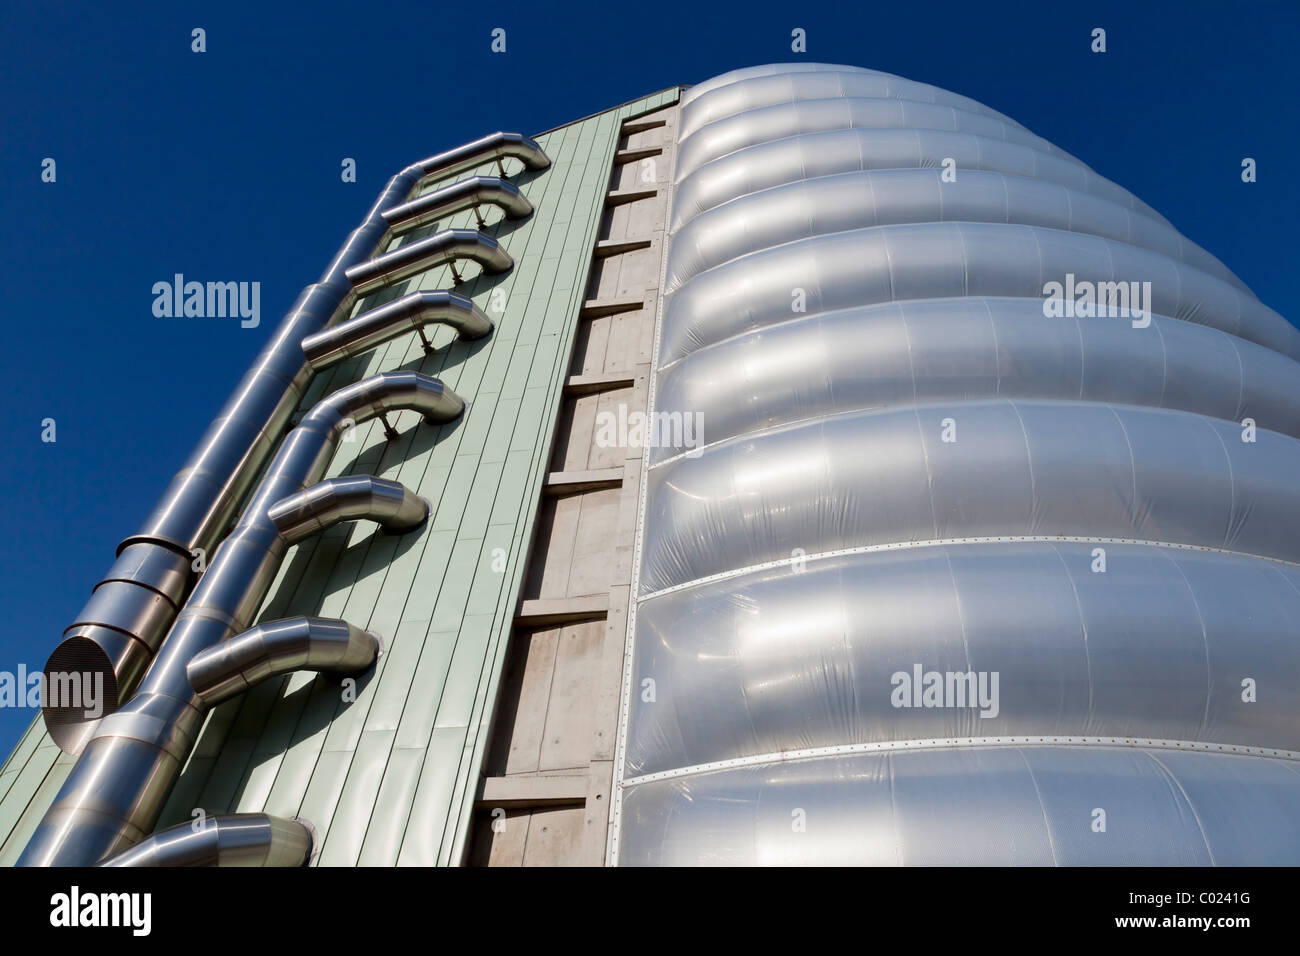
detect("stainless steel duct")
[100,813,312,867]
[345,228,512,294]
[41,132,544,752]
[417,131,550,181]
[186,616,379,709]
[300,290,492,370]
[20,370,462,866]
[43,544,191,752]
[268,475,428,544]
[381,176,532,234]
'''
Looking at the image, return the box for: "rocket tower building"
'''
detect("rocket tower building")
[4,64,1300,867]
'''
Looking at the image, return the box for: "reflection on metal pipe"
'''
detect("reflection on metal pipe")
[186,617,379,709]
[43,544,191,754]
[20,371,462,867]
[345,229,512,295]
[100,814,312,867]
[41,133,544,749]
[300,291,491,370]
[382,176,532,235]
[415,131,550,181]
[268,475,428,544]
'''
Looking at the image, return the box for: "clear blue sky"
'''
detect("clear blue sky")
[1,0,1295,755]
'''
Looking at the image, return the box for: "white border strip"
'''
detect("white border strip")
[637,534,1300,604]
[622,735,1300,788]
[607,102,683,866]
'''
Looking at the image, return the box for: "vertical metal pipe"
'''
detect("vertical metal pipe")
[40,133,546,752]
[19,372,461,867]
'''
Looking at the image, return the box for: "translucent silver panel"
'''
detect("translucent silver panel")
[619,748,1300,866]
[666,169,1241,293]
[626,543,1300,777]
[672,126,1176,236]
[681,62,895,109]
[640,399,1300,594]
[679,66,1028,141]
[616,62,1300,866]
[676,95,1073,189]
[653,299,1300,462]
[661,222,1300,364]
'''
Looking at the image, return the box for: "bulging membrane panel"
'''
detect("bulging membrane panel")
[619,748,1300,866]
[616,63,1300,865]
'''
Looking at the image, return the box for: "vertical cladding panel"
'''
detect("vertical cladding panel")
[296,123,589,863]
[0,751,76,867]
[409,121,607,863]
[0,723,46,820]
[431,108,624,865]
[0,744,64,863]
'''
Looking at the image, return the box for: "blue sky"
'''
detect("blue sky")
[0,0,1295,754]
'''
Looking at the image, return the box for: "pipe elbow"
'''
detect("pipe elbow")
[344,229,512,296]
[300,291,491,370]
[186,616,379,708]
[100,813,313,867]
[306,370,465,434]
[381,176,533,235]
[410,131,550,185]
[267,475,428,545]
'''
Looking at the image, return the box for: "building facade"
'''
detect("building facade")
[3,63,1300,866]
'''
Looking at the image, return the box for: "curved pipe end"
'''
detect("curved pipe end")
[300,291,492,370]
[380,176,533,235]
[343,230,513,296]
[413,132,550,183]
[268,475,428,546]
[459,316,494,341]
[186,616,381,709]
[100,813,313,867]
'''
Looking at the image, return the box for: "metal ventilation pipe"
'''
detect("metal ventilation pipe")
[186,616,379,709]
[382,176,533,234]
[345,229,512,294]
[100,813,313,867]
[268,474,427,544]
[19,371,461,867]
[300,291,492,370]
[416,131,550,181]
[41,132,543,751]
[43,544,191,753]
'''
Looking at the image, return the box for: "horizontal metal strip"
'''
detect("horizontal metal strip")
[637,535,1300,603]
[622,735,1300,788]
